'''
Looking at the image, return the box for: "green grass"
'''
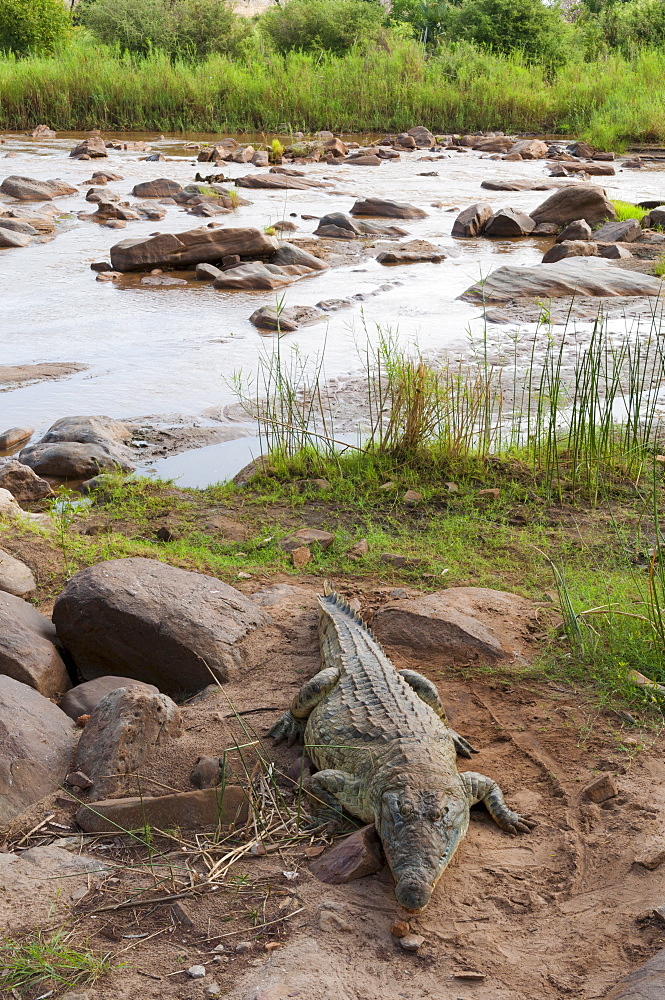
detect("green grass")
[0,929,115,997]
[2,35,665,145]
[655,255,665,277]
[611,199,647,222]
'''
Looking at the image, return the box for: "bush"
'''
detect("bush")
[612,0,665,46]
[259,0,385,55]
[0,0,72,56]
[447,0,568,64]
[77,0,251,59]
[389,0,451,46]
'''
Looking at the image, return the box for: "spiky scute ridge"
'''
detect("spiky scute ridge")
[320,580,381,642]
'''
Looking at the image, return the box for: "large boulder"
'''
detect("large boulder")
[459,257,664,304]
[483,208,535,237]
[60,675,158,721]
[0,549,36,598]
[0,461,54,501]
[0,175,77,201]
[314,212,408,238]
[52,558,271,694]
[76,785,249,832]
[0,675,75,825]
[235,172,321,190]
[0,591,70,697]
[372,587,541,666]
[110,226,278,272]
[75,686,182,800]
[451,202,493,238]
[19,442,133,477]
[555,219,592,243]
[350,198,427,219]
[605,949,665,1000]
[69,137,108,159]
[472,136,515,153]
[41,415,133,452]
[530,184,616,227]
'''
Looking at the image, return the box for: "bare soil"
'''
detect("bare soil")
[4,580,665,1000]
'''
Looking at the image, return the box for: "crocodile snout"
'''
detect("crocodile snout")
[395,878,433,911]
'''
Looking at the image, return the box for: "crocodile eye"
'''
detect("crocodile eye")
[430,808,442,822]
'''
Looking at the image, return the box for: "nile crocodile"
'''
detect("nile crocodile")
[270,585,534,911]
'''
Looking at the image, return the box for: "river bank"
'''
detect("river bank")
[3,40,665,147]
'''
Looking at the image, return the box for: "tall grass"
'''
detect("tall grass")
[237,313,665,503]
[2,36,665,144]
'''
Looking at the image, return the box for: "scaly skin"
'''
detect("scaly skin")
[270,585,534,911]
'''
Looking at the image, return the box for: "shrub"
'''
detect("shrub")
[389,0,452,46]
[0,0,72,56]
[259,0,385,55]
[446,0,568,64]
[77,0,251,59]
[612,0,665,47]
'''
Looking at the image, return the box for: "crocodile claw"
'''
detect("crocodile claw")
[268,711,305,747]
[450,730,479,758]
[503,814,537,836]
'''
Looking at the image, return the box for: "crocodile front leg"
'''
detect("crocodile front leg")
[398,669,479,758]
[306,768,370,829]
[460,772,535,834]
[269,666,341,746]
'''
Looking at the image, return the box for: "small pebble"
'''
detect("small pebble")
[390,919,410,938]
[205,984,221,997]
[210,944,225,953]
[399,933,424,952]
[187,965,206,979]
[235,941,252,953]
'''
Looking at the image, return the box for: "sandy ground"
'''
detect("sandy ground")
[4,579,664,1000]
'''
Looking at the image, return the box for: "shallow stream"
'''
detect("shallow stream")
[1,131,664,485]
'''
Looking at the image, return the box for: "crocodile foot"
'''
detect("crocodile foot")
[450,730,479,758]
[268,710,306,747]
[498,813,537,835]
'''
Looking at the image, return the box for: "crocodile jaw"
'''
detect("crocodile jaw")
[377,786,470,912]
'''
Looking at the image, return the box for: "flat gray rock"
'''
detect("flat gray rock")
[460,257,664,303]
[605,948,665,999]
[0,175,77,201]
[0,226,31,248]
[0,548,36,598]
[530,184,615,227]
[60,675,158,720]
[110,226,278,272]
[350,198,427,219]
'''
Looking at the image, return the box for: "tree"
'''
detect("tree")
[448,0,568,63]
[0,0,72,56]
[259,0,386,55]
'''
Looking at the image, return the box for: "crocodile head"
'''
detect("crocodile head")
[377,784,470,911]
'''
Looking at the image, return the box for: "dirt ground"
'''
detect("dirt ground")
[4,578,665,1000]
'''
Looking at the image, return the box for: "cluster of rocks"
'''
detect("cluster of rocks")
[0,175,75,246]
[14,415,136,479]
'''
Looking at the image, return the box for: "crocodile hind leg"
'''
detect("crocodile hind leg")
[398,669,479,758]
[306,768,370,829]
[460,772,536,834]
[268,666,341,746]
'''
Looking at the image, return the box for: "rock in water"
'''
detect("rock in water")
[0,675,75,824]
[110,226,278,272]
[0,591,70,697]
[459,257,664,303]
[52,558,270,694]
[59,676,158,720]
[593,219,642,243]
[451,202,493,237]
[0,426,33,450]
[212,262,300,290]
[19,442,133,477]
[541,240,598,263]
[483,209,535,236]
[0,175,77,201]
[509,139,549,159]
[310,825,385,883]
[0,227,31,248]
[75,686,182,800]
[350,198,427,219]
[555,219,592,243]
[131,178,182,198]
[530,184,616,227]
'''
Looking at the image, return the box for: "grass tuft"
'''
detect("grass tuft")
[611,200,647,222]
[0,929,115,997]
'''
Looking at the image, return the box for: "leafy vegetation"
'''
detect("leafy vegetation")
[447,0,569,64]
[260,0,386,55]
[75,0,251,59]
[611,199,647,222]
[0,0,71,56]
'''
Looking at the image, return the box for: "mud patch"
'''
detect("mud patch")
[0,362,88,390]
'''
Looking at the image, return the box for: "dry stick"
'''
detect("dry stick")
[12,813,55,848]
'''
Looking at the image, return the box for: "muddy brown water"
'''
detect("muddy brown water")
[1,131,664,485]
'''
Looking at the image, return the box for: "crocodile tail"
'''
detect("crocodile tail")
[319,581,379,640]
